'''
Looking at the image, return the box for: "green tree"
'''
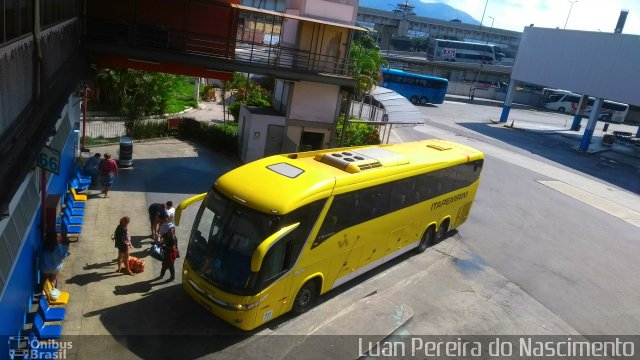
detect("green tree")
[226,74,272,122]
[335,115,380,147]
[349,33,388,100]
[95,68,175,121]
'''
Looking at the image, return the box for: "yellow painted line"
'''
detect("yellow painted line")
[538,180,640,228]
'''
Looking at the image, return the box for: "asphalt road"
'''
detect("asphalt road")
[391,101,640,335]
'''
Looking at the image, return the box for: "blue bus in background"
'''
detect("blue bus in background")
[380,68,448,105]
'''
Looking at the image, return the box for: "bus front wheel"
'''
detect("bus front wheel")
[410,96,419,104]
[292,280,319,315]
[558,107,566,113]
[416,226,436,253]
[420,97,428,105]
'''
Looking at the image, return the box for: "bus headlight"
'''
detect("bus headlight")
[235,302,259,311]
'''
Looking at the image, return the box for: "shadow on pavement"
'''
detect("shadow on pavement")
[82,285,251,358]
[458,122,640,195]
[66,271,122,286]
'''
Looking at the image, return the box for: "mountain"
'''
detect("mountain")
[359,0,480,25]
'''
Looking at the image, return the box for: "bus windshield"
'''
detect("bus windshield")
[187,189,281,295]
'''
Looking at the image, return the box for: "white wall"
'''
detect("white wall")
[289,81,340,122]
[239,106,286,163]
[303,0,356,24]
[513,27,640,106]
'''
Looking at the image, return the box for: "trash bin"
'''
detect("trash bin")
[118,136,133,167]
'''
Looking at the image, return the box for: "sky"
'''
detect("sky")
[419,0,640,35]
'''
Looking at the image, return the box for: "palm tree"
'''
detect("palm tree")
[349,33,388,100]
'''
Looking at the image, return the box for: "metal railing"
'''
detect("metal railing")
[80,118,167,146]
[83,16,352,77]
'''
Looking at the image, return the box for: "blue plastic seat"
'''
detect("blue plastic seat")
[63,207,83,225]
[32,312,62,340]
[65,194,86,209]
[38,296,66,322]
[75,168,92,182]
[69,177,90,191]
[64,198,85,216]
[56,215,82,234]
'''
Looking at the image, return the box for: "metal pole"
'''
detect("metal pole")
[564,1,578,29]
[82,83,87,150]
[479,0,489,29]
[340,93,352,146]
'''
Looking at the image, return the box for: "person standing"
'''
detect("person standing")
[99,153,119,197]
[165,201,175,224]
[83,153,101,186]
[147,202,165,239]
[114,216,133,275]
[158,227,177,281]
[39,230,69,288]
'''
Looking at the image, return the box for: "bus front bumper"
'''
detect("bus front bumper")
[181,269,258,331]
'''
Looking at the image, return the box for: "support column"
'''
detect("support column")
[499,79,516,123]
[571,95,589,131]
[578,98,603,152]
[193,77,200,104]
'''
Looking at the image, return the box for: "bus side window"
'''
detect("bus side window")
[260,240,292,286]
[454,163,474,189]
[440,168,457,194]
[389,178,416,212]
[416,173,437,201]
[314,194,358,247]
[357,184,391,220]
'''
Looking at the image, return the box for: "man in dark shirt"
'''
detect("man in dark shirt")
[148,203,165,238]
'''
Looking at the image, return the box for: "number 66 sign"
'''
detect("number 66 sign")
[37,146,61,175]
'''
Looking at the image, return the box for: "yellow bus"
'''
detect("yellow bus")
[176,139,484,330]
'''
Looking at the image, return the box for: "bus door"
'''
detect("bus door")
[250,223,300,327]
[253,272,294,327]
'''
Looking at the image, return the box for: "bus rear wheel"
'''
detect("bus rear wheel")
[437,219,450,243]
[292,280,319,315]
[420,97,428,105]
[416,226,435,253]
[558,106,566,113]
[410,96,419,104]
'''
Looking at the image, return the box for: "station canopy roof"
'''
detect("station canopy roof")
[368,86,425,124]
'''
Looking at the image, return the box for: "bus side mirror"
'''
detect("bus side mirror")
[251,222,300,272]
[175,193,207,226]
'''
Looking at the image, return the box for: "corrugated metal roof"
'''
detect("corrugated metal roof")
[369,86,425,124]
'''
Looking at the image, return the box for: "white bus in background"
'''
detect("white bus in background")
[427,39,504,65]
[542,90,629,123]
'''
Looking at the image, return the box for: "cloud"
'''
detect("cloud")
[419,0,640,34]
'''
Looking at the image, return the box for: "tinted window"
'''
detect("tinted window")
[389,178,417,212]
[315,193,360,246]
